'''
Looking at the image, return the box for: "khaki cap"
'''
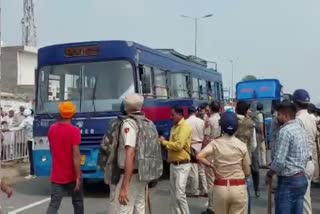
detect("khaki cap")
[125,93,144,112]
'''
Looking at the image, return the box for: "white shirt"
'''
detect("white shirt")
[117,118,138,169]
[3,116,14,128]
[186,115,205,142]
[206,113,221,139]
[12,113,25,127]
[296,110,317,142]
[10,116,34,142]
[186,115,205,152]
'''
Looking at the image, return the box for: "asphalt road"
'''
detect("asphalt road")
[1,174,320,214]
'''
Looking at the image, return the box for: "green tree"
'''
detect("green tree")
[242,75,257,81]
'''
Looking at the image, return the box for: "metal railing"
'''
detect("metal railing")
[0,130,28,162]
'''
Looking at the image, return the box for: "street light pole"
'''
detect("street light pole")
[181,14,213,56]
[0,0,2,105]
[194,18,197,57]
[230,60,234,101]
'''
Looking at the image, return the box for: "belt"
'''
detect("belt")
[293,172,304,177]
[119,169,138,174]
[171,160,190,165]
[279,171,305,178]
[214,179,246,186]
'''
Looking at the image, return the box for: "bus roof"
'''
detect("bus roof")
[236,79,282,101]
[38,40,222,82]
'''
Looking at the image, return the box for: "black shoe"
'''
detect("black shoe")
[201,209,215,214]
[255,191,260,198]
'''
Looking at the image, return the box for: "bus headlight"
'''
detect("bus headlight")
[41,155,47,162]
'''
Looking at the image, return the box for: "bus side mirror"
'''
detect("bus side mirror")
[141,73,151,94]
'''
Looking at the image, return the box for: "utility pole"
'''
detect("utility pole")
[230,60,234,101]
[181,14,213,57]
[22,0,37,47]
[0,0,2,107]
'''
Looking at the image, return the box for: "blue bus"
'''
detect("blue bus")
[236,79,282,144]
[33,40,223,180]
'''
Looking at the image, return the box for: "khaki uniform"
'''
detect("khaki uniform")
[201,136,250,214]
[109,118,147,214]
[204,113,221,212]
[235,115,255,158]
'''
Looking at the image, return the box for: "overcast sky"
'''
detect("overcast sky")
[2,0,320,102]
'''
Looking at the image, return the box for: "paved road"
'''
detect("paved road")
[1,174,320,214]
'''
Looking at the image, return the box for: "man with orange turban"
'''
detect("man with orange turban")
[46,102,84,214]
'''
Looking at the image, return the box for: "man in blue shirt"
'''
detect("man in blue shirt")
[266,101,311,214]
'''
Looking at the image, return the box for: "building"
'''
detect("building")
[0,46,37,103]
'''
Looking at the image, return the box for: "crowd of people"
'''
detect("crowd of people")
[2,88,319,214]
[0,105,35,180]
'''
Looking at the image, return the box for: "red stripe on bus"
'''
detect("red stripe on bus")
[142,106,189,121]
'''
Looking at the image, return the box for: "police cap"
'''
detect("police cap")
[220,112,238,135]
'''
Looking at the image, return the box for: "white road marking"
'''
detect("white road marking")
[8,197,51,214]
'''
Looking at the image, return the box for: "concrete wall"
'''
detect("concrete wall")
[1,46,37,99]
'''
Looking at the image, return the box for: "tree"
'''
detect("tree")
[242,75,257,81]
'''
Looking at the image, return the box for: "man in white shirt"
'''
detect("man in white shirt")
[2,108,15,128]
[186,106,208,197]
[293,89,317,214]
[12,106,26,127]
[203,101,222,214]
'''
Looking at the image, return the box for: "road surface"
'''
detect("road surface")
[1,173,320,214]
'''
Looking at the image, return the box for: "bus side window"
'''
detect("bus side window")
[140,66,153,97]
[192,77,199,99]
[153,68,168,99]
[170,73,189,99]
[214,82,219,101]
[220,83,224,102]
[207,81,213,101]
[199,79,208,100]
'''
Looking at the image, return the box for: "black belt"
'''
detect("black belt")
[119,169,138,174]
[279,171,305,178]
[171,160,190,165]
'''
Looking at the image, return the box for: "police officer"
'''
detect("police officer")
[185,106,208,197]
[202,101,222,214]
[293,89,317,214]
[109,94,148,214]
[197,112,251,214]
[234,101,256,214]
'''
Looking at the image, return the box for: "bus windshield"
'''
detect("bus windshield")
[250,100,273,116]
[37,60,135,114]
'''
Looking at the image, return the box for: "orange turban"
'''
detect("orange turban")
[59,102,76,119]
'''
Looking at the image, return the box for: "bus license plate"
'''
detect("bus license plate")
[80,155,86,165]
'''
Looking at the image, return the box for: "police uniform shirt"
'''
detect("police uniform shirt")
[117,118,138,169]
[202,135,250,179]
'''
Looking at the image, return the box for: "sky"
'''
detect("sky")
[2,0,320,102]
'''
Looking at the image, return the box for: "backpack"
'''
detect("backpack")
[100,115,126,185]
[129,114,163,182]
[100,114,163,184]
[235,116,255,155]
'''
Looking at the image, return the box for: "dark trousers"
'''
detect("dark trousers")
[46,182,84,214]
[251,167,260,192]
[27,141,34,175]
[275,175,308,214]
[246,178,251,214]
